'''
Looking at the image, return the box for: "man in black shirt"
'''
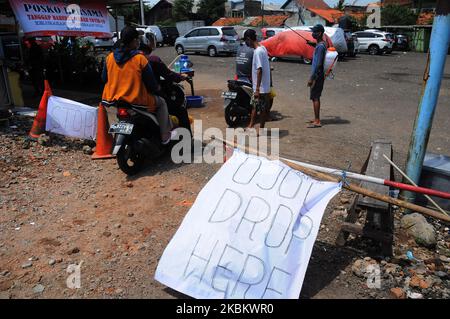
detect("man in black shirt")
[235,42,254,83]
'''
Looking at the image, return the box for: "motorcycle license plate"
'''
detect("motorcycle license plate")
[222,91,237,99]
[109,122,134,135]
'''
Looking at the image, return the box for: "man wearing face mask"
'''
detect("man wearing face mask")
[307,24,327,128]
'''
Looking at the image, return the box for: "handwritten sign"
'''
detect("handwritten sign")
[155,150,341,299]
[46,96,97,140]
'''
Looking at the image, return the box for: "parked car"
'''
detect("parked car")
[112,32,120,44]
[82,36,114,49]
[0,33,21,62]
[175,26,239,57]
[394,34,410,51]
[159,26,179,46]
[140,26,164,46]
[262,27,284,40]
[23,36,55,51]
[353,30,394,55]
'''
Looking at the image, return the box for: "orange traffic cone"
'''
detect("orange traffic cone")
[29,80,52,138]
[92,103,114,160]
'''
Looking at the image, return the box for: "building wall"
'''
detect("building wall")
[245,1,262,17]
[284,9,328,27]
[146,1,173,25]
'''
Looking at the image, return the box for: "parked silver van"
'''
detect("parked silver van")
[174,26,239,57]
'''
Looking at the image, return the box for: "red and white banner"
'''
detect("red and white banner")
[9,0,111,37]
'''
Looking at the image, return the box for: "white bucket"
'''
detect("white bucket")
[324,48,338,77]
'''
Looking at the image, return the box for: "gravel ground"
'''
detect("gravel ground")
[0,47,448,299]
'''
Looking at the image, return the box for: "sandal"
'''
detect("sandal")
[307,123,322,128]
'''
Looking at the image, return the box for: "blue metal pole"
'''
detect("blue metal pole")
[402,1,450,203]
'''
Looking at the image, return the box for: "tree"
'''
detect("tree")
[112,4,152,25]
[197,0,226,25]
[173,0,194,21]
[335,0,345,11]
[381,4,418,26]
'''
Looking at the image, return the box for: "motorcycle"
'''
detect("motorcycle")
[106,78,192,175]
[222,79,253,128]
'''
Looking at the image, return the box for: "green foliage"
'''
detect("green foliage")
[112,4,152,24]
[197,0,226,25]
[173,0,194,21]
[381,4,418,26]
[158,19,176,27]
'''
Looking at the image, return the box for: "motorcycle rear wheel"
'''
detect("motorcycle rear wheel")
[224,102,250,128]
[117,144,144,176]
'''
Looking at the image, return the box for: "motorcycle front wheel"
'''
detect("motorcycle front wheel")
[117,144,144,176]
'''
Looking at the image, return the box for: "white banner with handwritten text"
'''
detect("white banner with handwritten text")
[155,150,341,299]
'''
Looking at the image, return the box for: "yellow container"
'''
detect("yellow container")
[7,69,24,107]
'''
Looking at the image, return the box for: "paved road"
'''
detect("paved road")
[158,46,450,173]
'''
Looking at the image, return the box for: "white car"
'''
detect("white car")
[353,30,394,55]
[82,36,114,49]
[174,26,239,57]
[137,26,164,46]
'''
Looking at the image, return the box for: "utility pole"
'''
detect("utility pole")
[139,0,145,26]
[401,0,450,204]
[261,0,265,27]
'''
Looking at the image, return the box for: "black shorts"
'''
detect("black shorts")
[310,76,325,101]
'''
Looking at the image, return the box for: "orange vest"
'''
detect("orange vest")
[102,53,156,112]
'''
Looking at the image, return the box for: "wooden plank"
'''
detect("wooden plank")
[340,222,393,243]
[358,140,392,210]
[336,194,360,246]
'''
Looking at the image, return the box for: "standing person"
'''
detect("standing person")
[235,41,254,83]
[102,26,174,144]
[27,37,45,97]
[307,24,327,128]
[243,29,271,131]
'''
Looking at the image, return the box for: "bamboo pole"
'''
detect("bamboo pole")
[217,138,450,223]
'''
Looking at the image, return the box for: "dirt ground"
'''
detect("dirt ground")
[0,47,449,299]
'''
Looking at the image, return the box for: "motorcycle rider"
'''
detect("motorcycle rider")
[138,34,192,135]
[102,26,175,144]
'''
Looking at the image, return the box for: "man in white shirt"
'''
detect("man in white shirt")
[243,29,271,130]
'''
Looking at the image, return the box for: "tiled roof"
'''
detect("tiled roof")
[212,17,244,26]
[308,8,344,23]
[249,15,290,27]
[295,0,330,10]
[417,12,434,25]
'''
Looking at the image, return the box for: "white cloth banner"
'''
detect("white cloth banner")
[46,96,97,140]
[155,150,341,299]
[9,0,111,38]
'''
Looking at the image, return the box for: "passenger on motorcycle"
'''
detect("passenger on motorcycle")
[138,35,192,135]
[235,41,254,84]
[102,26,175,144]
